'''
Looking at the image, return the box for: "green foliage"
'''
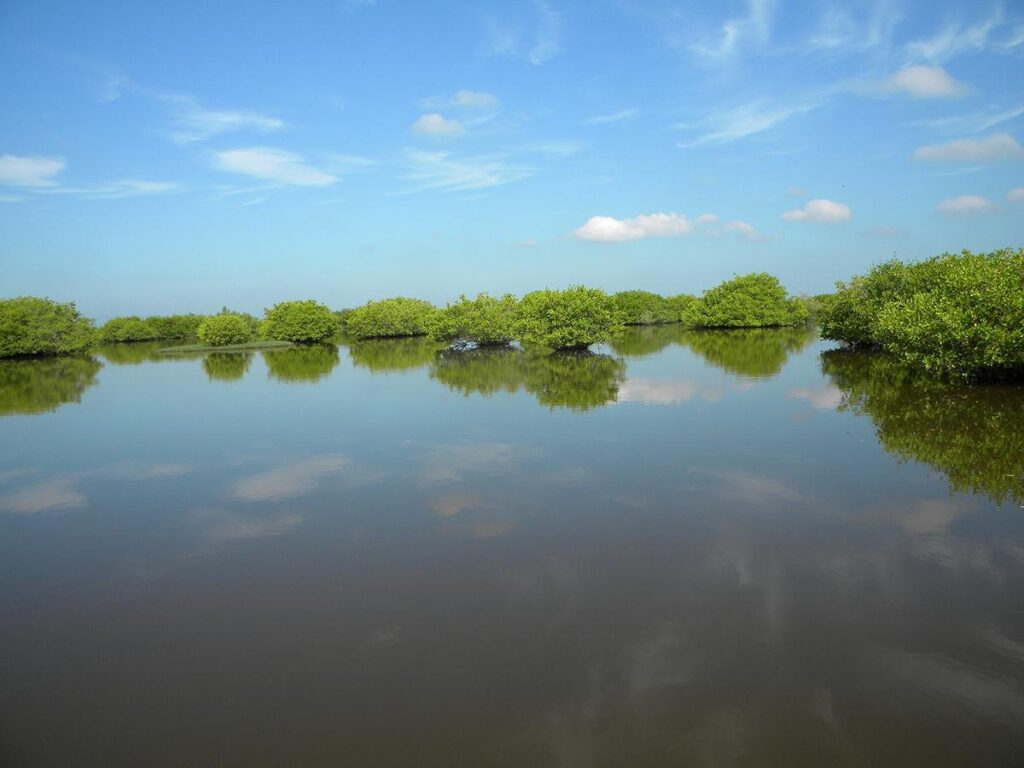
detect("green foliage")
[822,349,1024,505]
[515,286,623,350]
[346,336,444,372]
[0,356,102,416]
[428,293,519,346]
[346,297,437,339]
[0,297,96,357]
[144,314,205,339]
[196,313,254,346]
[334,309,354,334]
[681,327,816,377]
[665,293,698,321]
[263,345,340,382]
[99,316,158,342]
[612,290,678,325]
[821,249,1024,378]
[683,273,808,329]
[202,353,252,382]
[260,300,336,343]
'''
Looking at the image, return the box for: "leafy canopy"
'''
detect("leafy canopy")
[346,297,436,339]
[196,313,254,346]
[262,300,337,343]
[612,290,678,325]
[428,293,518,346]
[0,297,96,357]
[683,273,808,329]
[515,286,623,350]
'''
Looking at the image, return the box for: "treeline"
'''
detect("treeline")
[0,273,811,358]
[819,248,1024,379]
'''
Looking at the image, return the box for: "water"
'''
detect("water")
[2,327,1023,767]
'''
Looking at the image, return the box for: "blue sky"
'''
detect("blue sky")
[1,0,1023,318]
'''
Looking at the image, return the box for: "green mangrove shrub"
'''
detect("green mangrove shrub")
[99,316,159,343]
[428,293,519,346]
[820,248,1024,378]
[346,297,436,339]
[515,286,623,350]
[665,293,698,321]
[612,290,677,325]
[196,313,254,346]
[144,314,205,339]
[683,273,808,329]
[261,300,336,343]
[0,297,96,357]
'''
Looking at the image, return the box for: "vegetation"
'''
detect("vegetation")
[346,336,444,372]
[100,313,207,342]
[203,353,252,382]
[144,314,205,339]
[515,286,623,350]
[346,297,436,339]
[820,248,1024,379]
[0,297,96,357]
[681,327,815,378]
[262,300,337,343]
[263,345,340,383]
[428,293,519,346]
[665,293,698,321]
[612,290,678,325]
[158,340,291,354]
[196,313,256,346]
[822,349,1024,505]
[0,356,102,416]
[683,274,808,329]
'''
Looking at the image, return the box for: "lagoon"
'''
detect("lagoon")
[1,327,1023,766]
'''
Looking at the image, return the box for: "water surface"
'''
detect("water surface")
[2,327,1023,766]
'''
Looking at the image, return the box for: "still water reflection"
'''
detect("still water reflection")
[1,328,1022,766]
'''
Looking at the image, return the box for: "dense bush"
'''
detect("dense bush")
[612,290,677,325]
[683,273,807,329]
[0,355,102,415]
[665,294,698,321]
[515,286,623,350]
[100,316,159,342]
[820,249,1024,378]
[346,297,436,339]
[0,297,96,357]
[428,293,519,346]
[145,314,205,339]
[196,313,254,346]
[261,300,337,343]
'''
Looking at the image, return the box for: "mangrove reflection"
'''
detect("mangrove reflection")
[822,349,1024,505]
[430,348,625,410]
[96,341,169,366]
[345,335,444,373]
[681,326,816,378]
[608,323,689,358]
[202,352,253,382]
[0,356,102,417]
[262,345,340,383]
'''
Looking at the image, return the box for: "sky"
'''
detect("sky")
[1,0,1023,319]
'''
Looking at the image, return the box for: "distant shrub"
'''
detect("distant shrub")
[665,294,698,321]
[99,316,159,343]
[346,297,436,339]
[515,286,622,350]
[0,297,96,357]
[428,293,518,346]
[820,249,1024,378]
[143,314,206,339]
[334,309,354,334]
[196,313,254,346]
[612,290,677,325]
[261,300,336,343]
[683,273,807,329]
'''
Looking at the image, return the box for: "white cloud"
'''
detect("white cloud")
[584,108,639,125]
[529,0,561,65]
[696,213,719,225]
[879,66,967,98]
[402,149,533,192]
[573,212,693,242]
[936,195,997,216]
[724,219,775,241]
[690,0,774,62]
[905,10,1024,63]
[214,147,337,186]
[422,90,499,110]
[166,97,283,143]
[1008,187,1024,203]
[677,99,819,147]
[483,0,561,65]
[782,198,851,223]
[0,154,66,187]
[913,105,1024,135]
[913,133,1024,163]
[412,113,465,137]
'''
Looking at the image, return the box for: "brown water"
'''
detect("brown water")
[2,326,1023,766]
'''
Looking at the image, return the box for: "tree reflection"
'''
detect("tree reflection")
[263,345,340,383]
[0,356,103,417]
[345,336,444,373]
[430,347,625,410]
[608,324,689,358]
[96,341,168,365]
[822,349,1024,505]
[681,327,816,378]
[202,353,252,382]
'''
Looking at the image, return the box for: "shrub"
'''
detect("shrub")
[143,314,206,339]
[261,300,336,343]
[820,249,1024,378]
[99,316,159,343]
[196,313,254,346]
[612,290,677,325]
[346,297,436,339]
[0,297,96,357]
[665,294,698,321]
[683,273,807,329]
[515,286,623,350]
[428,293,519,346]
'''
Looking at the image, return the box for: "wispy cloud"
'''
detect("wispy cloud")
[483,0,561,66]
[401,149,534,192]
[677,98,822,147]
[573,212,692,242]
[412,112,465,137]
[805,3,902,54]
[905,7,1024,63]
[583,108,639,125]
[913,105,1024,135]
[936,194,997,216]
[724,219,777,241]
[1009,187,1024,203]
[46,179,182,199]
[421,89,499,110]
[163,95,283,143]
[913,133,1024,163]
[689,0,774,63]
[0,154,66,187]
[214,147,338,186]
[782,198,851,223]
[877,65,968,98]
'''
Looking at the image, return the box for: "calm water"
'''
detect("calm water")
[2,327,1023,767]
